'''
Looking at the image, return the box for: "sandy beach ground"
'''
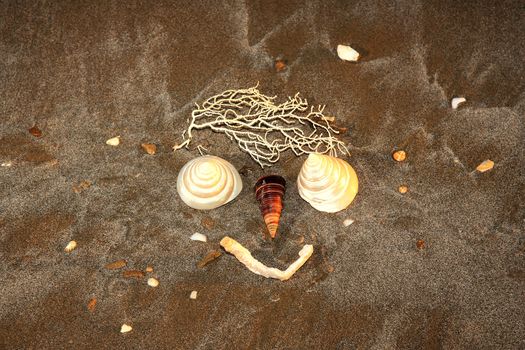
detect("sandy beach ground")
[1,1,524,349]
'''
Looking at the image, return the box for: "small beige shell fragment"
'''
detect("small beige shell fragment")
[337,44,360,62]
[343,218,354,227]
[147,277,159,288]
[106,136,120,146]
[476,159,494,173]
[64,240,77,253]
[1,161,12,167]
[120,324,132,333]
[190,233,207,242]
[190,291,198,299]
[451,97,466,109]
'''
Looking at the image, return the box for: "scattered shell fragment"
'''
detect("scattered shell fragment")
[120,324,132,333]
[392,150,407,162]
[190,232,207,242]
[274,59,286,72]
[451,97,466,109]
[145,266,154,273]
[1,161,13,167]
[64,240,77,253]
[141,143,156,155]
[122,270,145,279]
[190,291,198,299]
[337,44,360,62]
[200,217,215,230]
[197,250,222,268]
[476,159,494,173]
[398,185,409,194]
[343,218,354,227]
[87,298,97,312]
[105,259,127,270]
[297,153,359,213]
[416,239,426,250]
[220,236,314,281]
[177,155,243,210]
[106,136,120,146]
[147,277,159,288]
[29,125,43,137]
[72,180,92,194]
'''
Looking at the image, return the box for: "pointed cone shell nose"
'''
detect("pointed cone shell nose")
[254,175,286,239]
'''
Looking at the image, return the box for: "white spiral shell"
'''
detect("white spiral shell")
[177,155,242,210]
[297,153,358,213]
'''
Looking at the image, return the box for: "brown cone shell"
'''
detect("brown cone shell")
[254,175,286,239]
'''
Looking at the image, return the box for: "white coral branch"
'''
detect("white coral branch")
[173,85,349,168]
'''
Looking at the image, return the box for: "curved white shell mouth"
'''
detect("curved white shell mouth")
[177,155,243,210]
[297,153,358,213]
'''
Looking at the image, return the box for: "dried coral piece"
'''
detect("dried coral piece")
[29,125,43,137]
[297,153,359,213]
[64,240,77,253]
[106,136,120,146]
[87,298,97,312]
[398,185,408,194]
[220,236,314,281]
[197,250,222,268]
[177,156,242,210]
[476,159,494,173]
[105,259,127,270]
[141,143,156,155]
[255,175,286,238]
[392,150,406,162]
[122,270,145,279]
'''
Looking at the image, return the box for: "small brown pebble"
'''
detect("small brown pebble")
[29,126,42,137]
[476,159,494,173]
[325,264,335,273]
[197,250,222,268]
[201,217,215,230]
[141,143,157,155]
[392,150,407,162]
[73,180,92,193]
[105,259,127,270]
[416,239,425,250]
[398,185,408,194]
[123,270,145,278]
[87,298,97,312]
[274,59,286,72]
[145,266,153,273]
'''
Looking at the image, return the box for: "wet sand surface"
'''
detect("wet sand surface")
[1,1,524,349]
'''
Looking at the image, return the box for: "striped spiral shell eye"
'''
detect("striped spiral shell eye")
[177,156,242,210]
[297,153,358,213]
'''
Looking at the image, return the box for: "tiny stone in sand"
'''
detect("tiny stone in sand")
[120,324,132,333]
[106,136,120,146]
[190,232,207,242]
[145,266,153,273]
[147,277,159,288]
[398,185,409,194]
[337,44,360,61]
[392,150,407,162]
[64,240,77,253]
[476,159,494,173]
[141,143,156,155]
[190,291,198,299]
[343,218,354,227]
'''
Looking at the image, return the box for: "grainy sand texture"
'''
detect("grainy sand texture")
[1,1,524,349]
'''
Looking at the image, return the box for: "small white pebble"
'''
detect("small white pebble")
[343,218,354,227]
[451,97,466,109]
[120,324,132,333]
[106,136,120,146]
[190,232,207,242]
[1,161,13,167]
[64,240,77,253]
[147,277,159,288]
[337,44,360,62]
[190,291,198,300]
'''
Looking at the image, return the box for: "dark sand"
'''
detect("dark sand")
[1,1,524,349]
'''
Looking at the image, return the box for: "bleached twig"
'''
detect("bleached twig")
[173,85,349,167]
[220,236,314,281]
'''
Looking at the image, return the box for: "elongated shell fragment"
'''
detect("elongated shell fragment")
[297,153,358,213]
[177,155,242,210]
